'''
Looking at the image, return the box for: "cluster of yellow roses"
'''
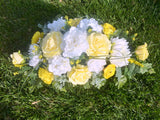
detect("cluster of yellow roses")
[10,17,149,88]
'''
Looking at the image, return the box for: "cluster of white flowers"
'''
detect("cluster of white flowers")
[47,17,66,32]
[28,44,42,68]
[77,18,103,33]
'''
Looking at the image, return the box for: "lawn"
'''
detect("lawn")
[0,0,160,119]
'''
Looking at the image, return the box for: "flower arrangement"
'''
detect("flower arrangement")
[10,16,155,91]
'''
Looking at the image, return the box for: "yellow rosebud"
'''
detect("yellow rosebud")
[103,23,116,37]
[70,60,74,65]
[42,31,62,58]
[10,51,25,68]
[68,18,82,27]
[88,29,92,33]
[31,31,40,44]
[65,15,68,20]
[76,60,81,64]
[126,30,129,35]
[132,37,135,41]
[87,32,111,56]
[40,32,44,38]
[38,68,54,84]
[134,33,138,37]
[103,64,116,79]
[39,55,43,59]
[13,72,19,76]
[135,43,149,61]
[67,64,91,85]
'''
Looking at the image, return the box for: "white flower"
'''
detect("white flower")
[47,17,66,32]
[28,44,39,56]
[110,37,131,67]
[87,59,106,73]
[62,27,89,58]
[48,55,71,76]
[29,55,41,67]
[77,18,102,33]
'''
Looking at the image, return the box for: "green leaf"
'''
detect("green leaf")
[115,75,127,89]
[148,68,156,74]
[127,63,136,79]
[91,72,106,89]
[115,67,122,80]
[52,75,68,92]
[139,63,152,74]
[124,66,129,76]
[83,82,91,89]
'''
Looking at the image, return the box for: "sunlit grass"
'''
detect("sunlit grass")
[0,0,160,119]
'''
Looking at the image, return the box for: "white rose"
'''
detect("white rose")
[110,37,131,67]
[62,27,89,58]
[48,55,71,76]
[87,59,106,73]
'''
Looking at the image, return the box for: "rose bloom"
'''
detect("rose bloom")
[42,31,62,59]
[31,31,44,44]
[87,32,111,56]
[62,27,89,58]
[103,64,116,79]
[87,59,106,74]
[67,64,91,85]
[48,55,71,76]
[38,68,54,85]
[102,23,116,37]
[135,43,149,61]
[10,51,25,68]
[110,37,131,67]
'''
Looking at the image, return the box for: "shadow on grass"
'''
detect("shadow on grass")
[0,0,65,54]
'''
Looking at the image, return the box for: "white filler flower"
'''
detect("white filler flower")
[29,55,41,67]
[87,59,106,74]
[28,44,39,56]
[47,17,66,32]
[48,55,71,76]
[77,18,102,33]
[110,37,131,67]
[62,27,89,58]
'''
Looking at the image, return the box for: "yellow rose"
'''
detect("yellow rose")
[103,64,116,79]
[103,23,116,37]
[42,31,62,58]
[38,68,54,84]
[68,18,82,27]
[67,64,91,85]
[87,32,111,56]
[135,43,149,61]
[10,51,25,68]
[31,31,44,44]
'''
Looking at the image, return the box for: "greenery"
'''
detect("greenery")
[0,0,160,119]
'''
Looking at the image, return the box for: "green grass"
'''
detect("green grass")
[0,0,160,119]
